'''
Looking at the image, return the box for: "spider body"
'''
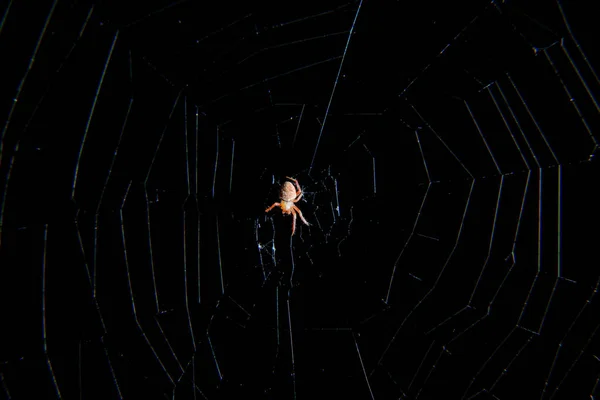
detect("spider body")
[265,177,309,235]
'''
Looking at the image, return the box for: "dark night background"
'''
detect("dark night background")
[1,1,599,399]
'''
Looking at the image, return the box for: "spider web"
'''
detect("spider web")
[1,0,599,399]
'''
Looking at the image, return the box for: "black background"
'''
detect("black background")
[1,1,599,399]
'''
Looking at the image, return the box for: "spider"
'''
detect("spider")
[265,176,309,235]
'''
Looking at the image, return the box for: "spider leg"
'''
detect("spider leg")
[285,176,299,187]
[291,209,297,235]
[265,202,280,213]
[293,205,309,226]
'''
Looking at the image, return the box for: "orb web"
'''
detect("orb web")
[1,1,599,399]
